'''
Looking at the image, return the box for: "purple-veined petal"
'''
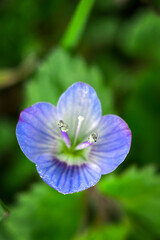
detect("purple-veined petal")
[57,82,102,142]
[16,102,60,163]
[89,115,131,174]
[36,154,101,194]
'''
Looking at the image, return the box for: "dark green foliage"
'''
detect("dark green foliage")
[0,200,9,221]
[76,223,129,240]
[0,0,72,67]
[117,11,160,62]
[124,67,160,167]
[0,119,35,199]
[85,17,119,47]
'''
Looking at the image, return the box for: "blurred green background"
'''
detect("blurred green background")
[0,0,160,239]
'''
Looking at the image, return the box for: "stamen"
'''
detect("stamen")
[75,133,98,150]
[57,120,71,148]
[60,130,71,148]
[75,141,93,150]
[74,116,84,144]
[88,132,98,143]
[57,120,64,128]
[57,120,69,132]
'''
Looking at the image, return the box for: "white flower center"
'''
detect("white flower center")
[57,117,98,151]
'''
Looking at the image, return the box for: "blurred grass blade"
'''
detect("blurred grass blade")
[61,0,95,50]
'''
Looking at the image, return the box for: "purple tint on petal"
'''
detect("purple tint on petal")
[75,141,93,150]
[36,154,101,194]
[16,102,59,163]
[89,115,131,174]
[60,131,71,148]
[57,82,102,140]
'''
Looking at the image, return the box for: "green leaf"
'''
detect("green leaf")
[75,223,129,240]
[0,183,83,240]
[98,166,160,238]
[25,47,114,114]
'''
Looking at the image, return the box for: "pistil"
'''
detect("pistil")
[74,116,84,145]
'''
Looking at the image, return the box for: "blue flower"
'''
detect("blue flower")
[16,82,131,194]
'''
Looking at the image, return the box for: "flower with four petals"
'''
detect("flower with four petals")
[16,82,131,194]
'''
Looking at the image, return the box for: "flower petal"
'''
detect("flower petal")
[16,102,60,163]
[57,82,102,141]
[89,115,131,174]
[36,154,101,194]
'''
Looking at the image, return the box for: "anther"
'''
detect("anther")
[57,120,69,132]
[57,120,64,128]
[88,132,98,143]
[57,120,70,147]
[75,132,98,150]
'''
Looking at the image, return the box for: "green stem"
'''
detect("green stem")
[61,0,95,50]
